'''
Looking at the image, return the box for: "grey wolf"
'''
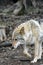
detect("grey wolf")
[12,19,43,63]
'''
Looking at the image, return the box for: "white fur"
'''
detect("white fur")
[23,31,32,41]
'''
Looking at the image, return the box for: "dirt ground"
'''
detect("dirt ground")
[0,43,43,65]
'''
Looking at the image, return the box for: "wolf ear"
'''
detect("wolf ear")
[19,27,25,35]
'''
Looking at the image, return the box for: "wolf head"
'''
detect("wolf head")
[12,27,25,49]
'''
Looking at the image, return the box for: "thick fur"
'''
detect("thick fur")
[12,19,43,63]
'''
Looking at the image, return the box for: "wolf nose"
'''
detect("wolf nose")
[11,46,14,49]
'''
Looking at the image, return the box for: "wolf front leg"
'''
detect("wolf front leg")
[31,38,40,63]
[38,41,42,60]
[23,44,32,58]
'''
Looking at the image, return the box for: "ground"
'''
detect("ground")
[0,42,43,65]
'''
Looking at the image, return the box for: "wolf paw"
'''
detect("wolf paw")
[31,57,38,63]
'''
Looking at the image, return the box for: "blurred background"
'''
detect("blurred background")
[0,0,43,15]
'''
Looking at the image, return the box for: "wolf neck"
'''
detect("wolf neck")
[23,31,32,41]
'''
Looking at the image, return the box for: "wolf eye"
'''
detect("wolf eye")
[15,39,17,41]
